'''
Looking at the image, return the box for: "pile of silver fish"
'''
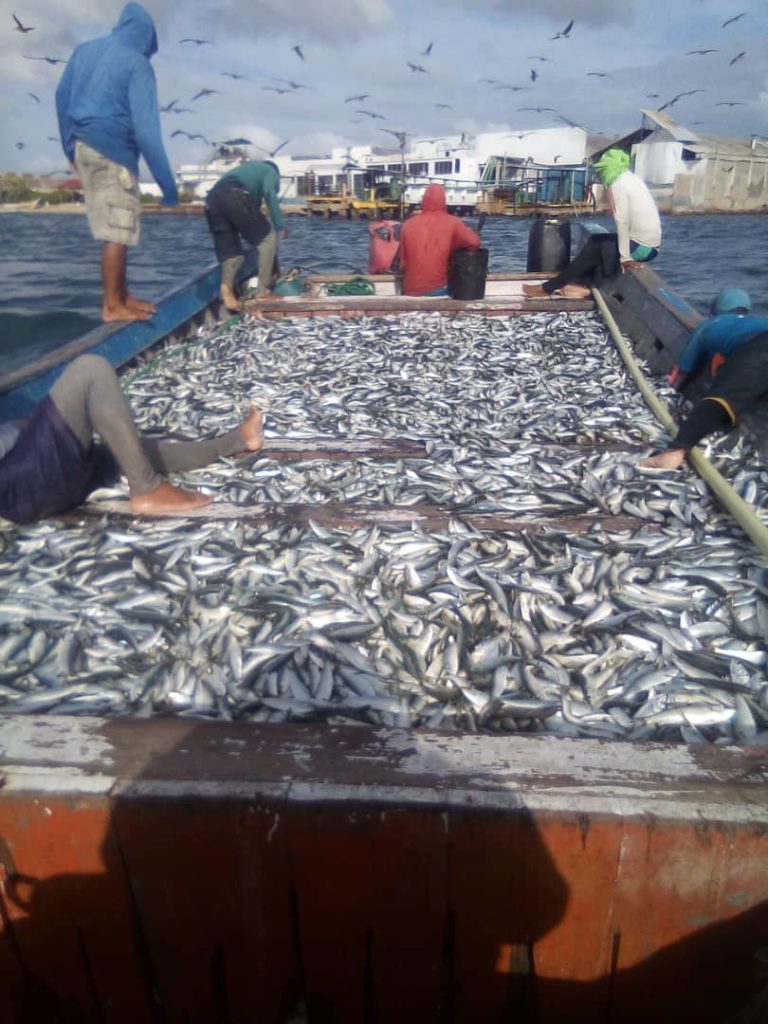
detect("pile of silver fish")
[1,310,766,745]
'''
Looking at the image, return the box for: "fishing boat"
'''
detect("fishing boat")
[1,226,767,1024]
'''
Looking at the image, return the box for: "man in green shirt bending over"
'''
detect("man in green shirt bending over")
[204,160,287,311]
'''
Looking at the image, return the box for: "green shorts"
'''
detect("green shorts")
[75,140,141,246]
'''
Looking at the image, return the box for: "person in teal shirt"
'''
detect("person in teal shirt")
[204,160,287,311]
[640,288,768,470]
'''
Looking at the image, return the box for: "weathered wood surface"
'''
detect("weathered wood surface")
[259,437,428,460]
[243,295,593,317]
[74,499,644,533]
[2,715,767,819]
[2,717,767,1024]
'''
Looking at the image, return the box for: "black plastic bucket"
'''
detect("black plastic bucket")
[448,247,489,300]
[526,218,571,273]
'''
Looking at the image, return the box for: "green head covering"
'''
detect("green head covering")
[594,149,631,187]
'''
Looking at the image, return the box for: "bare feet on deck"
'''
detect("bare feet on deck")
[220,284,241,313]
[638,448,686,471]
[238,406,265,452]
[103,304,152,323]
[523,282,548,298]
[560,283,592,299]
[130,481,213,515]
[126,294,156,315]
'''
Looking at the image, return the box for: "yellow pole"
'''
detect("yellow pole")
[592,286,768,558]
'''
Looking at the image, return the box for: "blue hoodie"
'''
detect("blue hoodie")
[678,313,768,373]
[56,3,177,204]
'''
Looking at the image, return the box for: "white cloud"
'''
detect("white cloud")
[455,0,635,27]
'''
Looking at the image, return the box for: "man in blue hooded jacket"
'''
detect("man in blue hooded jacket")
[640,287,768,470]
[56,3,178,323]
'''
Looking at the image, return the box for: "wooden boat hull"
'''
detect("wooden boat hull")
[2,240,767,1022]
[1,715,767,1023]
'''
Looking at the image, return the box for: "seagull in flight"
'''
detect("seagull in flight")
[16,142,25,149]
[528,55,553,62]
[190,89,220,101]
[550,19,574,40]
[435,103,452,108]
[586,71,612,78]
[495,84,529,91]
[180,38,213,45]
[716,100,745,106]
[172,130,209,142]
[160,99,179,112]
[530,69,538,81]
[722,12,746,28]
[659,89,707,110]
[220,72,247,80]
[407,62,428,72]
[355,109,386,119]
[12,13,34,32]
[273,78,311,90]
[27,92,40,102]
[345,94,370,102]
[292,45,305,61]
[421,42,433,56]
[729,51,746,65]
[24,55,67,65]
[253,139,290,157]
[687,49,719,55]
[518,106,558,113]
[262,86,291,94]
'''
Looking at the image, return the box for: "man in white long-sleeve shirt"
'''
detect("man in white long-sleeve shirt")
[524,149,661,298]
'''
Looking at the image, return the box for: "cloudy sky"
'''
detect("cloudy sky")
[2,0,766,177]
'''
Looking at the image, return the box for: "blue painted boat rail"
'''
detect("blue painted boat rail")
[0,261,225,422]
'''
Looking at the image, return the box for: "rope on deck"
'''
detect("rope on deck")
[593,285,768,559]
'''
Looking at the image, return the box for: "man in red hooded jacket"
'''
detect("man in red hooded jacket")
[399,184,481,296]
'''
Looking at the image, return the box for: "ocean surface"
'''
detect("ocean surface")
[1,209,767,374]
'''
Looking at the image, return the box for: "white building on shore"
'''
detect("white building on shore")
[173,127,588,212]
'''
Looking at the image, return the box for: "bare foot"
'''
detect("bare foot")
[560,283,592,298]
[638,448,686,471]
[220,284,241,313]
[254,291,284,302]
[238,406,264,452]
[522,282,549,298]
[103,305,152,323]
[130,481,213,515]
[125,294,156,314]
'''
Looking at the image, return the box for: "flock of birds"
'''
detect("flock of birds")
[7,9,759,166]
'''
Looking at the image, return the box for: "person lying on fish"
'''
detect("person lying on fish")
[0,355,264,522]
[640,287,768,470]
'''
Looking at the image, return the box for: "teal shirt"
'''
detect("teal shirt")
[219,162,284,231]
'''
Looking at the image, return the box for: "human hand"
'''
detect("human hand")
[667,366,688,391]
[621,259,644,272]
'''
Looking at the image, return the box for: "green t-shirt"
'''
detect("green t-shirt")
[219,162,284,230]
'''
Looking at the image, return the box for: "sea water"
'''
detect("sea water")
[1,210,766,374]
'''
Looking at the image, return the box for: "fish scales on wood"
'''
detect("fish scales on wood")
[1,311,767,744]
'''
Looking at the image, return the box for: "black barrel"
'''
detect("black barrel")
[526,218,571,273]
[448,247,489,300]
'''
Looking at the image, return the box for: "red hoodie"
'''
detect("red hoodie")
[399,184,481,296]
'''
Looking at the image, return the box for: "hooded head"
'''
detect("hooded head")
[421,183,447,213]
[594,149,631,188]
[112,2,158,58]
[711,287,751,315]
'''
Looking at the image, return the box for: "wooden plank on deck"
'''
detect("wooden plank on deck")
[73,499,644,534]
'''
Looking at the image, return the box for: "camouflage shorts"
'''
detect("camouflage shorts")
[75,140,140,246]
